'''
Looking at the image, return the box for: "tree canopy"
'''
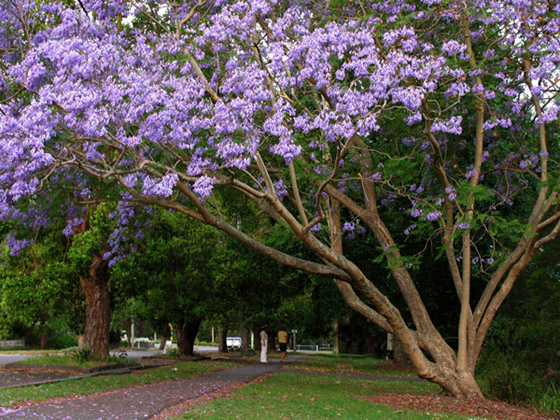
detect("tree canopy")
[1,0,559,398]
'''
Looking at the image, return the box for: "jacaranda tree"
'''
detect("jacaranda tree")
[1,0,559,397]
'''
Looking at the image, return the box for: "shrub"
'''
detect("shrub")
[478,351,540,404]
[535,383,560,417]
[47,333,78,349]
[68,346,93,363]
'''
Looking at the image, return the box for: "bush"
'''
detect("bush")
[479,351,560,417]
[68,346,93,363]
[535,384,560,416]
[479,354,539,404]
[47,333,78,349]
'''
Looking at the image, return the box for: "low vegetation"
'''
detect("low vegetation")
[284,353,417,378]
[172,371,475,420]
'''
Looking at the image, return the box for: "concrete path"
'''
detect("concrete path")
[0,358,305,419]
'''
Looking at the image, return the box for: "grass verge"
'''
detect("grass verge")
[171,372,484,420]
[283,353,417,378]
[0,360,234,407]
[16,354,132,368]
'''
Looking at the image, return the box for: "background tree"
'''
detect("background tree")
[1,0,559,398]
[0,223,81,346]
[113,210,222,356]
[67,204,120,357]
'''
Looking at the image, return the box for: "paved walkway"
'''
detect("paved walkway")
[0,358,305,419]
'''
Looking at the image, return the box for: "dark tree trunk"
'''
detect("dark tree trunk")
[268,331,276,352]
[176,319,201,356]
[393,336,408,364]
[218,328,228,353]
[159,332,168,350]
[366,335,377,357]
[334,320,340,355]
[241,327,250,350]
[126,318,132,347]
[80,254,111,358]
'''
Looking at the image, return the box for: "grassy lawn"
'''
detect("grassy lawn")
[172,372,484,420]
[0,360,234,407]
[284,353,417,378]
[16,354,133,368]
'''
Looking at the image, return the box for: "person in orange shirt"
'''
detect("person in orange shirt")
[277,326,288,362]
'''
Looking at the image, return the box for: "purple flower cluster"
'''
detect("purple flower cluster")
[0,0,557,285]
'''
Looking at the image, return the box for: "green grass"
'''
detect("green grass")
[17,354,109,368]
[172,372,486,420]
[0,360,234,407]
[0,348,49,354]
[284,353,417,378]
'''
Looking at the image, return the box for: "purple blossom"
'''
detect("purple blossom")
[343,221,355,232]
[410,208,423,218]
[431,116,463,135]
[310,223,322,232]
[426,211,442,221]
[193,176,216,198]
[465,168,478,179]
[274,179,288,201]
[441,40,467,57]
[62,217,85,236]
[142,174,178,198]
[6,233,33,256]
[404,223,417,235]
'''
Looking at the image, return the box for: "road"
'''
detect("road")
[0,346,220,367]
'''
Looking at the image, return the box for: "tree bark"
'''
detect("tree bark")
[218,328,228,353]
[79,254,111,358]
[126,318,132,347]
[176,318,201,356]
[392,336,408,364]
[159,332,168,350]
[241,327,250,351]
[268,330,276,352]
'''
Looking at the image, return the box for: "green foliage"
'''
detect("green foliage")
[0,222,83,339]
[69,346,93,363]
[67,203,116,278]
[478,351,540,404]
[477,241,560,415]
[46,333,78,349]
[111,209,222,339]
[536,384,560,416]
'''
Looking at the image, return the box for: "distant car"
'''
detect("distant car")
[226,337,242,349]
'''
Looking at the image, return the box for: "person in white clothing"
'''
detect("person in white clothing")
[259,326,268,363]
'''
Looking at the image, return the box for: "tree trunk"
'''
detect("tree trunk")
[79,254,111,358]
[268,330,276,352]
[126,318,132,347]
[241,327,250,351]
[159,332,168,350]
[426,368,483,399]
[392,336,408,364]
[218,328,228,353]
[176,319,201,356]
[333,320,340,355]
